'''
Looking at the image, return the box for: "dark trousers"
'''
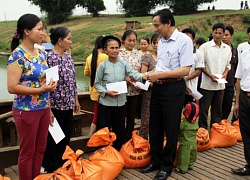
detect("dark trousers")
[125,95,140,141]
[97,104,126,151]
[222,86,234,120]
[199,89,224,129]
[42,109,73,172]
[149,80,186,172]
[239,90,250,169]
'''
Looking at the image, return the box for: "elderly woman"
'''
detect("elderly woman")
[42,26,80,173]
[94,35,145,150]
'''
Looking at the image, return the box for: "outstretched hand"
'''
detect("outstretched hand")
[125,76,136,86]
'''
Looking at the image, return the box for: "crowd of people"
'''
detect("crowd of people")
[6,7,250,179]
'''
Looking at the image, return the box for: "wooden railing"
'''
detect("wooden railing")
[0,92,95,175]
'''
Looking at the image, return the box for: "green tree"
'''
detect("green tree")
[28,0,106,24]
[28,0,80,24]
[166,0,215,15]
[86,0,106,17]
[119,0,216,16]
[119,0,164,17]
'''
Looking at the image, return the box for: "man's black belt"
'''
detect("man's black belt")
[155,78,183,85]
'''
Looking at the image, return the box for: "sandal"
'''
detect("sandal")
[175,167,187,174]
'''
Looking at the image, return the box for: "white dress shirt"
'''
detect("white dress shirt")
[199,40,231,90]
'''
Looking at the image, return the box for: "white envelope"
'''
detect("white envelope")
[106,81,127,94]
[48,118,65,144]
[44,65,59,85]
[188,86,203,100]
[214,74,228,83]
[132,81,150,91]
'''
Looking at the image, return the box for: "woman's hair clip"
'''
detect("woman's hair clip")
[14,28,21,39]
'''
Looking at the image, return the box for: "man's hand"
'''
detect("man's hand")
[186,86,192,94]
[210,74,218,82]
[146,72,160,83]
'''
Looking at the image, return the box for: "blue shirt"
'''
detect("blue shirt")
[7,46,50,111]
[156,29,195,72]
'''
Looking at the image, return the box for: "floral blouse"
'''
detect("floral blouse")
[118,48,143,96]
[7,45,50,111]
[47,50,77,110]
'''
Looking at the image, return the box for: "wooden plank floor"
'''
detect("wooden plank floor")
[4,141,250,180]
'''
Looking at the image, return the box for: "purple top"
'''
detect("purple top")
[47,50,77,110]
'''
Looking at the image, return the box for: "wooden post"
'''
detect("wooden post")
[0,123,3,148]
[6,117,17,146]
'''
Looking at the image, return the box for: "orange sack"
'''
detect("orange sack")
[232,120,243,142]
[34,172,72,180]
[60,146,102,180]
[0,175,10,180]
[120,130,151,168]
[87,127,124,180]
[196,127,214,151]
[210,120,237,147]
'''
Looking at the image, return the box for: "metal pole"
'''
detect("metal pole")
[4,12,8,28]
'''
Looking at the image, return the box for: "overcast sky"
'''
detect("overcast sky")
[0,0,243,21]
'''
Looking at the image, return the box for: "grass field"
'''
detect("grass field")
[0,9,250,61]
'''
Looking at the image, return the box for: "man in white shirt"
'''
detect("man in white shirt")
[231,48,250,176]
[237,27,250,55]
[198,23,231,130]
[181,28,205,106]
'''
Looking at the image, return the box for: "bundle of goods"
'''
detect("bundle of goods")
[210,120,237,147]
[34,172,72,180]
[0,175,10,180]
[120,130,151,168]
[196,127,214,151]
[60,146,102,180]
[87,127,124,180]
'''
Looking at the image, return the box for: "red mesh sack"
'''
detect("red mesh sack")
[120,130,151,168]
[232,120,243,142]
[210,120,237,147]
[196,127,214,151]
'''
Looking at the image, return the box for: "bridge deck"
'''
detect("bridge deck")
[4,141,249,180]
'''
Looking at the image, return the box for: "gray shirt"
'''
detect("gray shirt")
[94,59,143,106]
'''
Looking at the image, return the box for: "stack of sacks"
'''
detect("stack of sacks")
[87,127,124,180]
[120,130,151,168]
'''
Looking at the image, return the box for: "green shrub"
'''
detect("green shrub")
[206,18,212,25]
[202,23,208,31]
[192,25,199,33]
[243,15,250,24]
